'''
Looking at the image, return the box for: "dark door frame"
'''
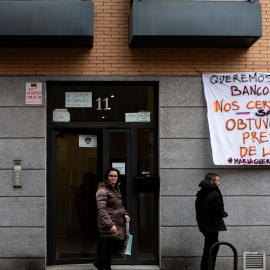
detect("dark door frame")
[47,81,159,266]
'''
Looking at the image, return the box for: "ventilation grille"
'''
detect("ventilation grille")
[243,251,266,270]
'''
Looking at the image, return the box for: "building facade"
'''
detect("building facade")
[0,0,268,269]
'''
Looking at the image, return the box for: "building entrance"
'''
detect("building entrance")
[47,82,159,266]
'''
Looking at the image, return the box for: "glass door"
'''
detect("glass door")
[48,127,159,265]
[49,129,103,265]
[49,128,133,265]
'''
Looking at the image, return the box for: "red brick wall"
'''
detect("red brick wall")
[0,0,268,76]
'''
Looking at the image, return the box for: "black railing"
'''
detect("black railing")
[208,241,238,270]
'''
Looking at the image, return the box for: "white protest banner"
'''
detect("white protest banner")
[203,72,270,165]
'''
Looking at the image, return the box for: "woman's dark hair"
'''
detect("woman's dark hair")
[104,167,121,180]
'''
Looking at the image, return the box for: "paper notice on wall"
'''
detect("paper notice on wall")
[112,162,126,175]
[79,135,97,147]
[53,109,70,122]
[26,83,42,104]
[125,113,138,122]
[65,92,92,108]
[138,111,150,122]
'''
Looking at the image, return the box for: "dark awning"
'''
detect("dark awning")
[129,1,262,48]
[0,1,94,47]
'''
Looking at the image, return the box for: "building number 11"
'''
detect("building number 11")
[96,97,109,110]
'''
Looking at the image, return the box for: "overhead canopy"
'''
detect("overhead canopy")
[0,1,94,47]
[129,1,262,48]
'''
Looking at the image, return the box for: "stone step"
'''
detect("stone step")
[47,265,160,270]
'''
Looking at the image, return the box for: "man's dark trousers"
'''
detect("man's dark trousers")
[200,232,219,270]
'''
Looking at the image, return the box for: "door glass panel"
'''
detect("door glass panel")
[108,132,128,260]
[137,129,155,260]
[109,132,128,212]
[55,133,98,260]
[49,84,155,123]
[137,193,155,259]
[137,129,154,174]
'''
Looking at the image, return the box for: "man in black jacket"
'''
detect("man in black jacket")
[195,173,228,270]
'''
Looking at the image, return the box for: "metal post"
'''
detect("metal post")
[208,241,238,270]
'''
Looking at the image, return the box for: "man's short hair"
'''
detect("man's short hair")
[205,173,218,181]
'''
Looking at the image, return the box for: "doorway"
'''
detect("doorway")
[47,82,159,266]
